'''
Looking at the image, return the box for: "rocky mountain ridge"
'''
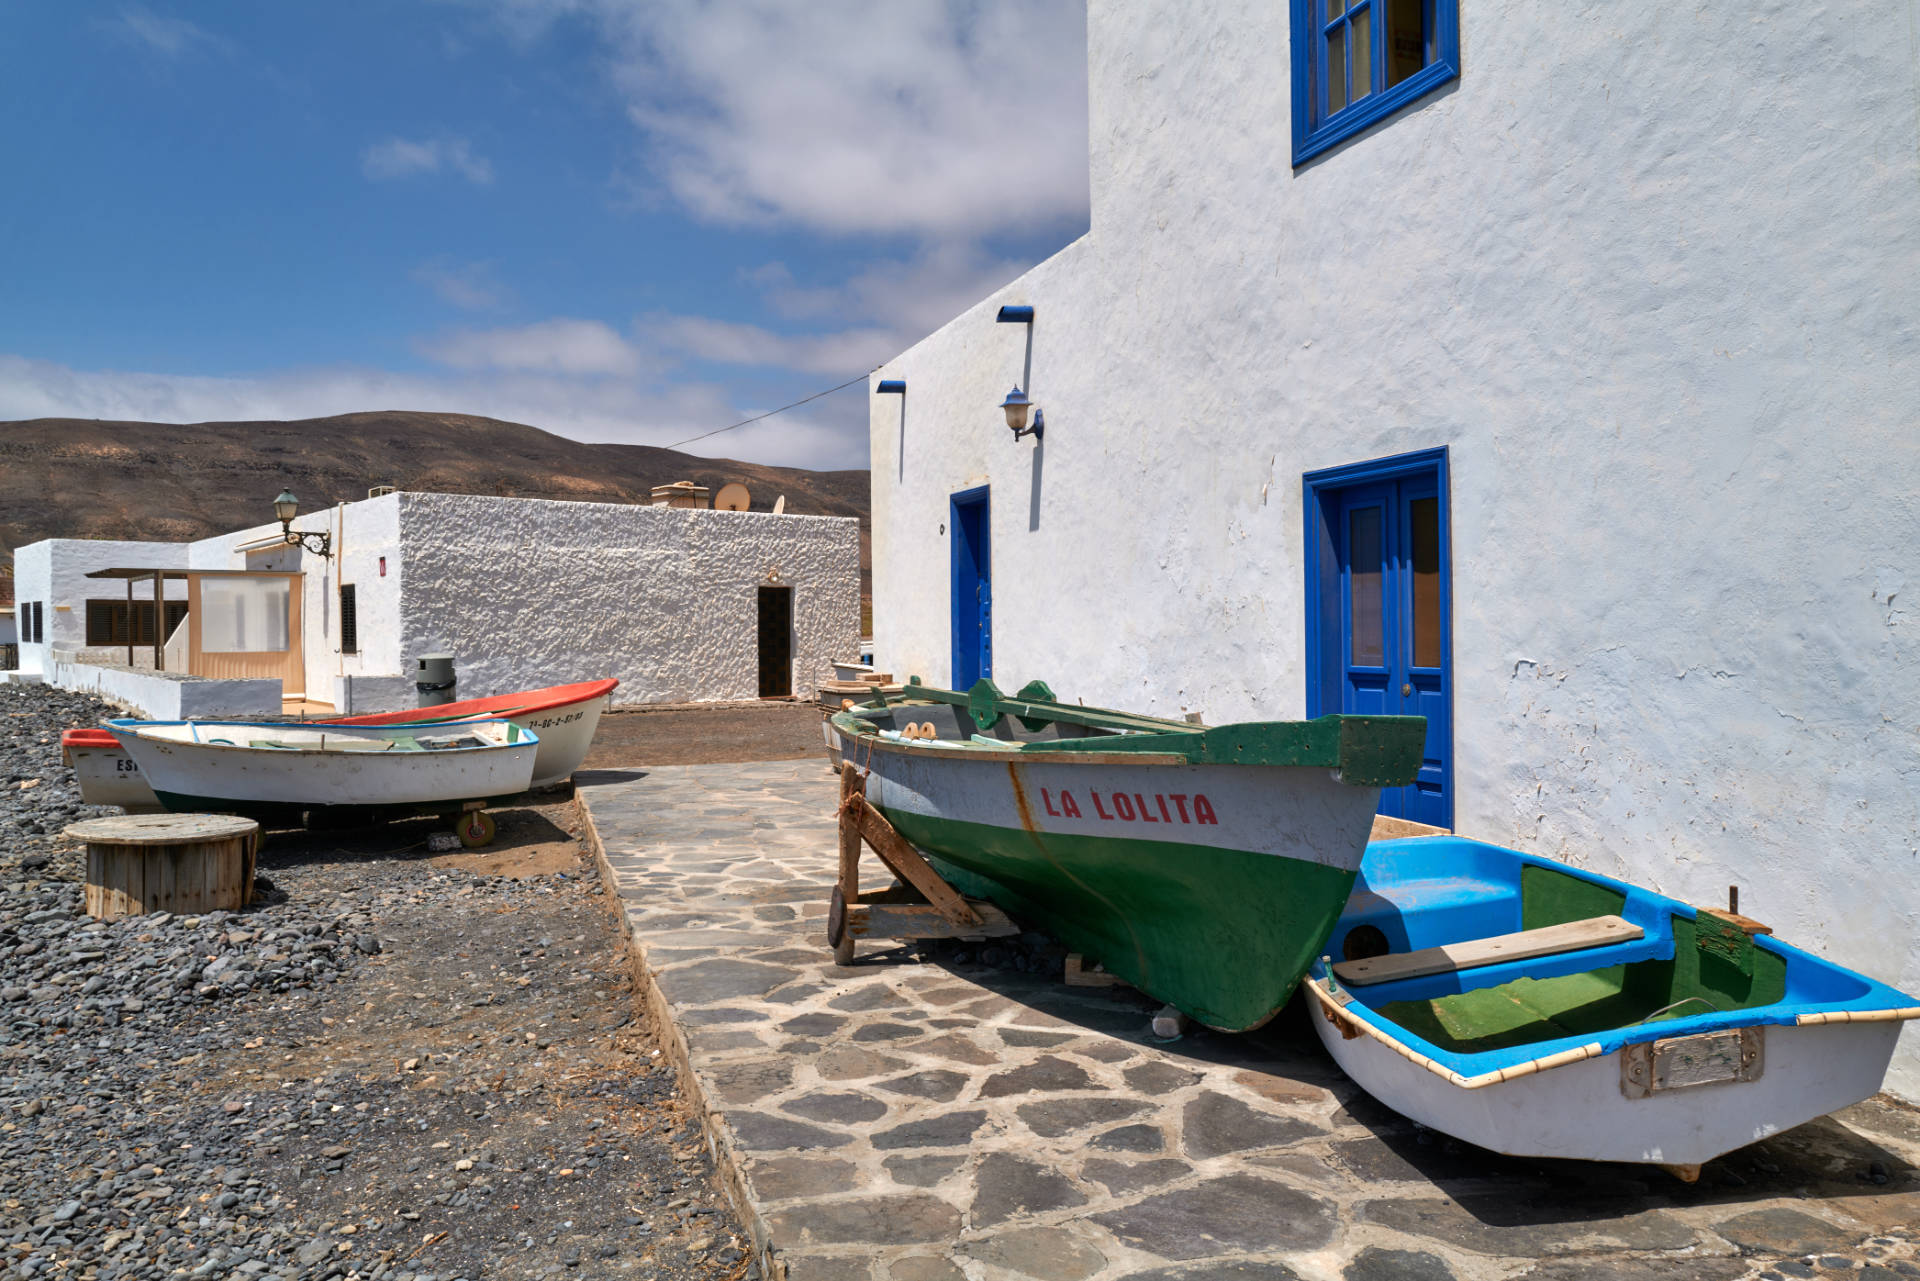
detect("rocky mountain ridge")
[0,411,871,607]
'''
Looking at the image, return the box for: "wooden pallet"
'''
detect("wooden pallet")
[827,767,1018,965]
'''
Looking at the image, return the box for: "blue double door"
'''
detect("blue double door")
[1309,454,1452,827]
[950,486,992,689]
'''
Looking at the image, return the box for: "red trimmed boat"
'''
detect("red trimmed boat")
[65,678,618,810]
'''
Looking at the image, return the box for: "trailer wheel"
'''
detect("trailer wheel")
[457,810,497,848]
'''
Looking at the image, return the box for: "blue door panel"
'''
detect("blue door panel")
[950,487,991,689]
[1307,452,1452,828]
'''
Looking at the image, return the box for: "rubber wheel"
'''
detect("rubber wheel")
[457,810,497,849]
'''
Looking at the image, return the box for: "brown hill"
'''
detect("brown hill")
[0,411,871,618]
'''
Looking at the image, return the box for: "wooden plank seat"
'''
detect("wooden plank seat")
[1332,915,1645,986]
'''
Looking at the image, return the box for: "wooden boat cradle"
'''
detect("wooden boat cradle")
[826,764,1020,964]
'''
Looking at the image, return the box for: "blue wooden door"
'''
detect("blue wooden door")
[950,486,991,688]
[1317,462,1451,826]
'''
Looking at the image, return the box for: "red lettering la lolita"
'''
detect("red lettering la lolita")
[1039,788,1217,826]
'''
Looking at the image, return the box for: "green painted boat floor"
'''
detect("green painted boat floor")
[880,806,1358,1033]
[1377,935,1790,1056]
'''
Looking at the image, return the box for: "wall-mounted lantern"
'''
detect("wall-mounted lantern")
[995,305,1042,443]
[272,490,334,558]
[999,386,1044,442]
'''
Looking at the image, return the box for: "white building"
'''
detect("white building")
[868,3,1920,1094]
[11,490,860,718]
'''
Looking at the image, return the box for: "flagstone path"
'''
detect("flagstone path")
[577,760,1920,1281]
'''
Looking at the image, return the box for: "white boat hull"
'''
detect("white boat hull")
[1309,993,1906,1166]
[74,695,603,809]
[110,726,537,813]
[66,741,167,814]
[515,695,607,789]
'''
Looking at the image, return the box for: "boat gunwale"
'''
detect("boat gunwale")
[105,718,539,754]
[330,677,619,726]
[831,682,1427,779]
[842,729,1190,767]
[1314,836,1920,1079]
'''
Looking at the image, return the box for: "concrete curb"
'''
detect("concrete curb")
[577,776,787,1280]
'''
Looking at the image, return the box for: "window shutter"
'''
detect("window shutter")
[340,584,358,654]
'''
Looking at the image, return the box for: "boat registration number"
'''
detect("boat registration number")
[1620,1027,1763,1098]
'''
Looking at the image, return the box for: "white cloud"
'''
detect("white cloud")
[640,314,896,377]
[362,137,495,185]
[480,0,1089,240]
[412,260,512,311]
[0,353,868,470]
[418,319,644,377]
[100,6,226,58]
[752,242,1041,337]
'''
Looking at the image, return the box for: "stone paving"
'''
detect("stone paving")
[577,759,1920,1281]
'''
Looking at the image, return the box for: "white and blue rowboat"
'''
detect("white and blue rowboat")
[1303,836,1920,1177]
[103,718,540,824]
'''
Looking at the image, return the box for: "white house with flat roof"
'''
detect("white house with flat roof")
[10,490,860,718]
[867,2,1920,1095]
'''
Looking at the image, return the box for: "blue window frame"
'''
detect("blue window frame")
[1291,0,1459,165]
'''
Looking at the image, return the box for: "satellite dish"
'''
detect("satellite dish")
[714,483,751,512]
[772,494,787,515]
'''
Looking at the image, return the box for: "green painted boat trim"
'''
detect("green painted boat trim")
[876,805,1359,1032]
[846,677,1427,788]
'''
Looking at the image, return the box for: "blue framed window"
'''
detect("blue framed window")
[1291,0,1459,165]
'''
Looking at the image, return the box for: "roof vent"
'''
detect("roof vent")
[368,485,397,499]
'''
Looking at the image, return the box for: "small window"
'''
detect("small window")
[1292,0,1459,165]
[30,602,44,644]
[339,584,358,654]
[86,599,189,646]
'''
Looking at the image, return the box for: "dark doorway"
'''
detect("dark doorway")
[757,585,794,698]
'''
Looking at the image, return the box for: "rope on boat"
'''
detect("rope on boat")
[1632,995,1722,1025]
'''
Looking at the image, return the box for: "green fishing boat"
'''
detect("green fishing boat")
[830,678,1425,1031]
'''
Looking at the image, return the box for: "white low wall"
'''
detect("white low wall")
[51,658,280,721]
[331,674,417,716]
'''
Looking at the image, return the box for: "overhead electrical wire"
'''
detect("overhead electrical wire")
[663,371,872,452]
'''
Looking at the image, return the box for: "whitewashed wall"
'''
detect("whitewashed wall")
[196,496,403,703]
[391,493,861,707]
[9,540,191,676]
[871,1,1920,1094]
[48,657,278,720]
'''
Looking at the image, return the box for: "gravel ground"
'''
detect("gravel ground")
[0,683,750,1281]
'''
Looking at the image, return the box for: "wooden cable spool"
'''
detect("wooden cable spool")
[65,813,261,921]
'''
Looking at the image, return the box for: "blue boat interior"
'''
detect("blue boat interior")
[1313,837,1917,1076]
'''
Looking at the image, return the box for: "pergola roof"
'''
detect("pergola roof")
[84,568,294,580]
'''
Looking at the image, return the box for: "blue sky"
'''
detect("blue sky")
[0,2,1089,468]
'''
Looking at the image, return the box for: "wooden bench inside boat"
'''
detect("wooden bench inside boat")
[1332,915,1645,986]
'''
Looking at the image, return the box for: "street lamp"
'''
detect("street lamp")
[273,490,333,558]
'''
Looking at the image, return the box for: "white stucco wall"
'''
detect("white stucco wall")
[871,2,1920,1094]
[10,540,191,677]
[48,658,278,720]
[196,495,404,702]
[393,492,861,706]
